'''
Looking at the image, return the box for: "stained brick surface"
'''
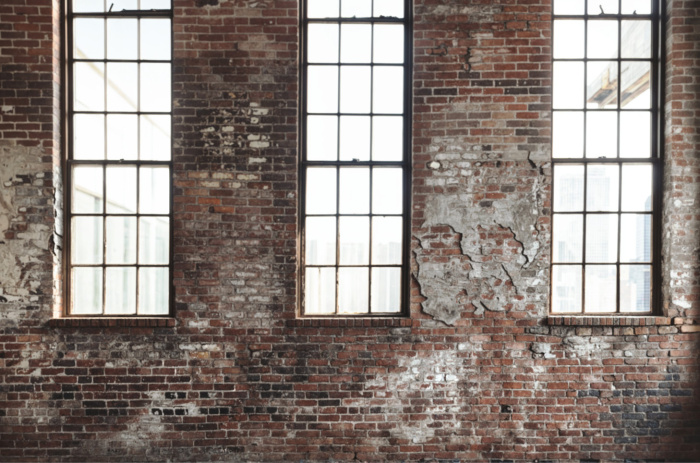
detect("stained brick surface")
[0,0,699,461]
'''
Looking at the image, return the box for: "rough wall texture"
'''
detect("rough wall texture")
[1,0,699,462]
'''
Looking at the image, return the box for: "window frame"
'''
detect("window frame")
[299,0,413,317]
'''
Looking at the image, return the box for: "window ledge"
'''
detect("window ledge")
[547,315,671,326]
[288,318,411,328]
[49,317,176,328]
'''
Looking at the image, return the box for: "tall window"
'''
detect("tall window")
[66,0,172,316]
[551,0,661,314]
[301,0,410,316]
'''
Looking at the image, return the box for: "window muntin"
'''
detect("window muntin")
[550,0,660,314]
[67,0,172,316]
[301,0,410,316]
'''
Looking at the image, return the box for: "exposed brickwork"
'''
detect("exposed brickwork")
[0,0,699,462]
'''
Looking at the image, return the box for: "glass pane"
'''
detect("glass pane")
[339,116,370,161]
[551,265,582,313]
[72,166,103,213]
[373,24,403,64]
[587,164,619,211]
[553,62,584,109]
[620,112,651,158]
[554,0,585,14]
[552,111,584,159]
[308,24,339,63]
[106,166,137,214]
[141,0,171,8]
[372,168,402,214]
[72,0,105,12]
[620,62,651,109]
[340,66,371,113]
[373,66,403,114]
[307,115,338,161]
[586,112,617,158]
[621,164,652,211]
[307,66,338,113]
[342,0,371,17]
[339,217,369,265]
[139,217,170,265]
[621,0,651,14]
[139,167,170,214]
[304,267,336,314]
[107,18,137,60]
[586,214,619,263]
[338,267,369,313]
[372,216,402,265]
[109,0,138,11]
[106,63,138,112]
[105,217,137,264]
[553,165,584,212]
[587,21,618,59]
[139,267,169,315]
[620,214,651,262]
[585,265,617,313]
[74,114,105,160]
[308,0,339,18]
[552,214,583,263]
[140,115,171,161]
[74,18,104,60]
[588,0,619,15]
[74,62,105,112]
[140,19,171,60]
[107,114,138,160]
[141,63,171,112]
[587,61,618,109]
[620,265,651,312]
[621,21,651,58]
[71,267,102,315]
[371,267,401,313]
[553,20,584,59]
[341,24,371,63]
[339,167,370,214]
[72,216,103,264]
[372,116,403,161]
[374,0,404,18]
[305,216,336,265]
[306,167,337,214]
[104,267,136,315]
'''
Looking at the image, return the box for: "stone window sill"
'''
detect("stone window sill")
[49,317,176,328]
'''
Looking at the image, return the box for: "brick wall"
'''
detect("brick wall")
[1,0,699,461]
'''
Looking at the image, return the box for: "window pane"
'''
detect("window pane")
[139,217,170,265]
[107,114,138,160]
[72,0,105,12]
[72,267,103,315]
[141,63,171,112]
[305,267,336,314]
[620,112,651,158]
[372,216,402,265]
[308,0,339,18]
[140,115,171,161]
[587,61,618,109]
[107,63,138,112]
[307,115,338,161]
[620,265,651,312]
[371,267,401,312]
[107,18,138,60]
[620,62,651,109]
[552,214,583,263]
[308,24,339,64]
[139,167,170,214]
[588,0,619,15]
[586,214,619,263]
[74,62,105,112]
[74,18,104,60]
[105,217,137,264]
[106,166,137,214]
[620,214,651,262]
[374,0,404,18]
[72,216,103,265]
[621,0,651,14]
[551,265,582,313]
[139,267,170,315]
[373,66,403,113]
[109,0,138,11]
[621,164,652,211]
[372,116,403,161]
[553,62,584,109]
[342,0,371,17]
[105,267,136,315]
[338,267,369,313]
[339,167,370,214]
[587,164,619,212]
[587,21,618,59]
[585,265,617,313]
[554,0,585,14]
[74,114,105,160]
[339,217,369,265]
[339,116,370,161]
[373,24,403,64]
[553,20,584,59]
[307,66,339,113]
[305,216,336,265]
[140,19,171,60]
[586,112,617,158]
[141,0,171,9]
[341,24,371,63]
[621,21,651,58]
[553,165,584,212]
[306,167,337,215]
[340,66,371,113]
[72,166,103,213]
[372,168,402,214]
[552,112,584,158]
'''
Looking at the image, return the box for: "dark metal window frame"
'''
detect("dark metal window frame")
[63,0,174,317]
[299,0,412,317]
[550,0,664,315]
